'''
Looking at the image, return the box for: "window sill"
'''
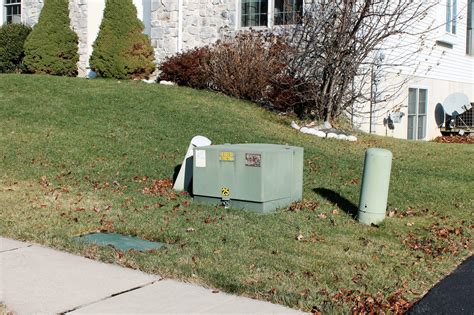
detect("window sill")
[238,24,297,31]
[437,32,457,47]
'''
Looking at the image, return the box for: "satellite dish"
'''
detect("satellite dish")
[442,93,470,117]
[434,103,445,127]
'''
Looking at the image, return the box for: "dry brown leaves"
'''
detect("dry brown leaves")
[388,207,430,218]
[403,224,470,257]
[288,200,319,212]
[327,288,412,314]
[141,178,176,199]
[433,135,474,144]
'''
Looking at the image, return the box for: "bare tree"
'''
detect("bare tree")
[278,0,438,124]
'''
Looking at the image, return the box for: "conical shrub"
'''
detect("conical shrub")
[90,0,155,79]
[23,0,79,76]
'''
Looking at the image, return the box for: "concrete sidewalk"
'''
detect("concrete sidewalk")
[0,237,305,314]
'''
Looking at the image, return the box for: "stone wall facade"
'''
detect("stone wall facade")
[150,0,236,62]
[22,0,89,76]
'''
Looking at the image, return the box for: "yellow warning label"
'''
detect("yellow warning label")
[219,151,235,161]
[221,187,230,197]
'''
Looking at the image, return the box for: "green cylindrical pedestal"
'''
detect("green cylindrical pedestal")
[358,148,393,225]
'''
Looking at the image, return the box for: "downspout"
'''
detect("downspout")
[177,0,183,52]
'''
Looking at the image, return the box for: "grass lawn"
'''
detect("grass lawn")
[0,74,472,313]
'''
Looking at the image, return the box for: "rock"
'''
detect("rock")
[300,127,312,134]
[337,134,348,141]
[326,132,338,139]
[347,135,358,142]
[142,79,156,84]
[159,80,175,86]
[291,121,301,130]
[308,129,327,138]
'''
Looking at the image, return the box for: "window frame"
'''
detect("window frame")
[467,0,474,55]
[238,0,303,29]
[407,87,429,141]
[3,0,21,24]
[446,0,458,35]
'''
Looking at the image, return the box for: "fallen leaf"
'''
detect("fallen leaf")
[186,227,195,232]
[318,213,327,219]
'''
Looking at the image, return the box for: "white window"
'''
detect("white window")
[241,0,268,27]
[446,0,457,34]
[274,0,302,25]
[467,0,474,55]
[240,0,302,28]
[4,0,21,24]
[407,88,428,140]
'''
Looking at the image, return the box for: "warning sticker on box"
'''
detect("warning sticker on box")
[245,153,261,167]
[219,151,235,161]
[195,150,206,168]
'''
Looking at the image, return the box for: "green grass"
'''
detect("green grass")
[0,74,472,313]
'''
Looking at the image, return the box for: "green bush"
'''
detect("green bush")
[0,23,32,73]
[23,0,78,76]
[90,0,155,79]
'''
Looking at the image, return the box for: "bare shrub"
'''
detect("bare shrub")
[208,31,291,104]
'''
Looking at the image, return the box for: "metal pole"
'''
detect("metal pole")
[369,66,374,134]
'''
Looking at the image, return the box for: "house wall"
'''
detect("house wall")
[353,73,474,140]
[149,0,236,62]
[354,0,474,140]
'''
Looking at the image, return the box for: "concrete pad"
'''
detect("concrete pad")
[0,245,159,314]
[69,280,304,314]
[0,237,30,252]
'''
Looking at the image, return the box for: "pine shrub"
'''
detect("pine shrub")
[0,23,32,73]
[23,0,79,76]
[90,0,155,79]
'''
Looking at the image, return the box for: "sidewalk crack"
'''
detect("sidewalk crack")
[0,244,32,254]
[60,279,161,314]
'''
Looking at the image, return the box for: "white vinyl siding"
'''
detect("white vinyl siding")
[381,0,473,85]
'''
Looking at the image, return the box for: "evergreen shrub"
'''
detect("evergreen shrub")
[90,0,155,79]
[0,23,32,73]
[23,0,79,76]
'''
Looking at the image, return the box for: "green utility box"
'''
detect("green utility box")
[193,144,303,213]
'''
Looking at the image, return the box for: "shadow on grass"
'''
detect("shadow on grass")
[313,188,358,218]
